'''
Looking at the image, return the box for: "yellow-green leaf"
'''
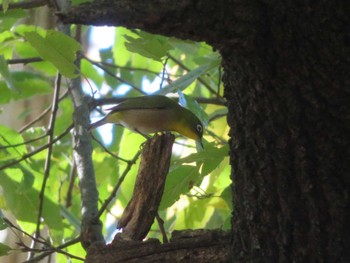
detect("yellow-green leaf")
[24,30,81,78]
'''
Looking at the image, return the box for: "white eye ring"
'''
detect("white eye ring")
[196,124,202,133]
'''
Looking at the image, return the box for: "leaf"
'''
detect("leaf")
[175,144,229,177]
[0,72,52,104]
[0,9,27,31]
[0,55,16,91]
[0,242,11,256]
[0,125,26,161]
[159,165,201,210]
[155,61,219,95]
[24,30,82,78]
[0,213,8,230]
[220,185,233,210]
[0,171,63,230]
[124,34,172,62]
[178,92,209,126]
[60,205,81,232]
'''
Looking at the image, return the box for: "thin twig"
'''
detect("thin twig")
[82,55,146,95]
[0,133,47,150]
[23,237,84,263]
[96,150,141,219]
[155,213,169,243]
[159,56,169,89]
[3,217,48,245]
[83,56,168,77]
[0,123,73,171]
[91,133,130,163]
[205,129,227,145]
[7,57,43,65]
[65,158,76,208]
[4,213,83,261]
[18,90,69,133]
[168,55,219,96]
[32,74,62,258]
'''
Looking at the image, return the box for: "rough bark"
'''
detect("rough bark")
[86,229,231,263]
[59,0,350,262]
[222,1,350,262]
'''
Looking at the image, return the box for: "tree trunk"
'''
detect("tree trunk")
[59,1,350,262]
[223,2,350,262]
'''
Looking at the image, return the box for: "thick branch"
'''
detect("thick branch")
[56,0,253,46]
[86,229,231,263]
[117,133,175,241]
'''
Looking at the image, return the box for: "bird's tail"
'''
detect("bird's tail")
[88,118,107,132]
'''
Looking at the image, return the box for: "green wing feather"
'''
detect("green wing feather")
[107,95,179,112]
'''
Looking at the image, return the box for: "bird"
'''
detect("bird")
[89,95,204,148]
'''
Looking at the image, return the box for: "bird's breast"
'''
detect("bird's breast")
[117,108,176,134]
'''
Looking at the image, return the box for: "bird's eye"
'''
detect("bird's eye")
[196,124,203,134]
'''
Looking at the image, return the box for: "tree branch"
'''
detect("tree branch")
[96,150,141,219]
[117,133,174,241]
[0,0,48,11]
[86,229,231,263]
[31,73,61,259]
[0,123,73,171]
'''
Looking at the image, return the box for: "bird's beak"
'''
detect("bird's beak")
[195,139,204,152]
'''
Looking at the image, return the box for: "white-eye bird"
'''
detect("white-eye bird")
[89,95,204,148]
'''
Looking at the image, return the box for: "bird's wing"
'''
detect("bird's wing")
[107,95,178,112]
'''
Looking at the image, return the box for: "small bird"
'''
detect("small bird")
[89,95,204,148]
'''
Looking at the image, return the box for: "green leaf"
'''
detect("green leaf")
[159,165,201,210]
[155,61,219,95]
[60,205,81,232]
[175,144,229,177]
[81,59,104,87]
[0,72,52,104]
[0,242,11,256]
[0,125,26,161]
[0,9,27,32]
[0,212,8,230]
[0,55,16,91]
[0,170,63,230]
[220,185,233,210]
[24,30,82,78]
[178,92,209,126]
[124,33,172,62]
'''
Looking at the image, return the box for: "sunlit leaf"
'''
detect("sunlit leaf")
[24,30,81,78]
[60,205,81,232]
[0,125,26,161]
[159,165,201,210]
[175,144,228,177]
[124,33,172,62]
[155,60,220,95]
[0,170,63,230]
[0,9,27,31]
[0,72,52,104]
[220,185,233,211]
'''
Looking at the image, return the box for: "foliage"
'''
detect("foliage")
[0,2,230,262]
